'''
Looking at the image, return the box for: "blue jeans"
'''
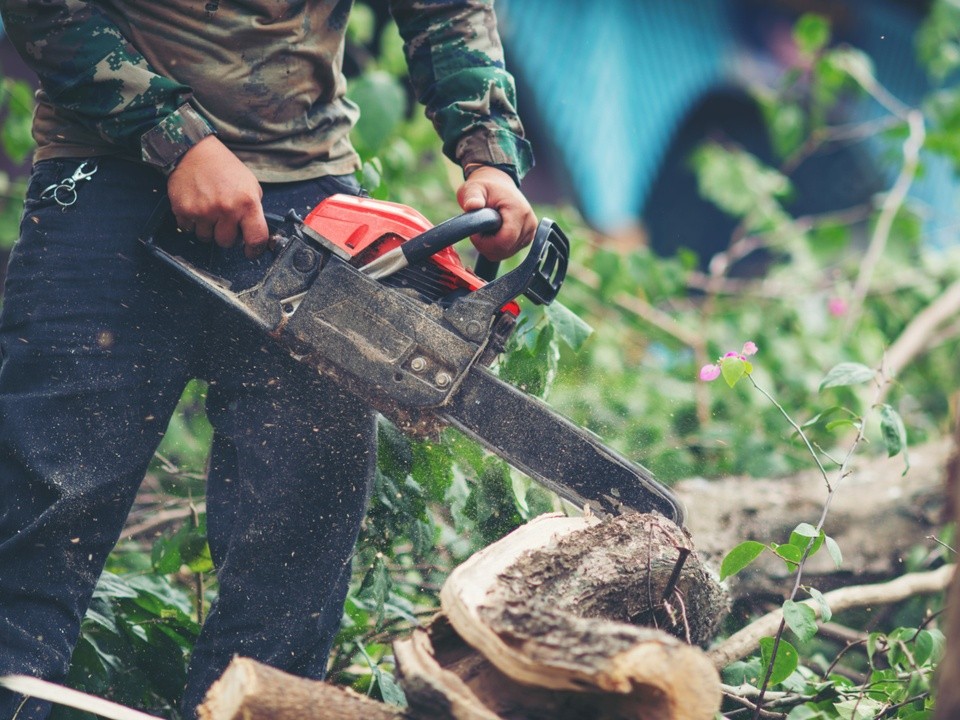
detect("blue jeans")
[0,157,376,719]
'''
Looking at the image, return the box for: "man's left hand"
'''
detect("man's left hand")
[457,166,537,261]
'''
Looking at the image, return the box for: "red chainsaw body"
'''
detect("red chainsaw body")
[301,194,522,314]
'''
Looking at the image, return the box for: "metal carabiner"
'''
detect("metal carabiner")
[69,161,98,183]
[40,161,99,207]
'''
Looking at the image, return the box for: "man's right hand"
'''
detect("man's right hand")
[167,135,269,258]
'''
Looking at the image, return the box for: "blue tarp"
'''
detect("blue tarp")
[499,0,960,248]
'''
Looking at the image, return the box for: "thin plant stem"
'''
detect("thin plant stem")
[748,376,832,490]
[749,371,883,719]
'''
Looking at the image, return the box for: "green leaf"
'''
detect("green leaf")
[463,459,524,545]
[411,437,454,503]
[761,98,806,159]
[791,522,819,539]
[545,302,593,351]
[151,535,182,574]
[721,356,746,388]
[826,47,877,91]
[819,362,875,391]
[807,587,832,623]
[787,705,826,720]
[772,542,803,567]
[0,79,35,163]
[499,322,558,398]
[358,555,392,629]
[825,418,861,433]
[800,405,852,429]
[879,404,910,474]
[783,600,819,643]
[789,525,824,558]
[824,535,843,569]
[835,697,883,720]
[376,667,408,707]
[926,628,947,666]
[759,636,799,685]
[690,142,798,239]
[346,1,375,44]
[720,540,766,580]
[794,13,831,56]
[867,632,886,666]
[360,159,382,193]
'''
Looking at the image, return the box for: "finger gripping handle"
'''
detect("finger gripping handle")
[402,208,502,265]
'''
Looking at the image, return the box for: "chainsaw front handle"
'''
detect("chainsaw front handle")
[403,207,502,265]
[361,207,502,280]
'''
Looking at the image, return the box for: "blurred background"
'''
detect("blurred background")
[495,0,957,266]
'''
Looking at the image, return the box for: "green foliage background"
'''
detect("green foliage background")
[0,3,958,719]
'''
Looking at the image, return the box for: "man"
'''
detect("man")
[0,1,536,717]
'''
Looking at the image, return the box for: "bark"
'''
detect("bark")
[674,438,950,599]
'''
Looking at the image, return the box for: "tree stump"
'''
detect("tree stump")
[403,512,726,720]
[198,512,726,720]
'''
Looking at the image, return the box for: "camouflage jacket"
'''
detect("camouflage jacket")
[0,0,533,181]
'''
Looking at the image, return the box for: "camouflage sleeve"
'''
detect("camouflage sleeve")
[0,0,206,158]
[388,0,534,181]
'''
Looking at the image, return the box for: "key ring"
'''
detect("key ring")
[40,161,99,207]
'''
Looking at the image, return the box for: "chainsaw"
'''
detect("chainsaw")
[142,194,685,525]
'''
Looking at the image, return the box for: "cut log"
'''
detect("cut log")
[197,657,403,720]
[422,512,726,720]
[396,613,714,720]
[199,513,726,720]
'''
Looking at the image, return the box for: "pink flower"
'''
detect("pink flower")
[828,297,847,317]
[699,364,721,382]
[699,341,758,385]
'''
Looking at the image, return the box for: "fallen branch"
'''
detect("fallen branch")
[198,657,403,720]
[846,110,925,330]
[708,564,954,669]
[880,278,960,401]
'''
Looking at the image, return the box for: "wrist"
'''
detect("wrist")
[141,103,217,176]
[463,162,521,188]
